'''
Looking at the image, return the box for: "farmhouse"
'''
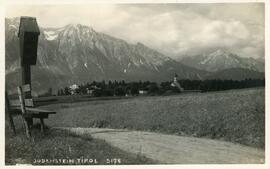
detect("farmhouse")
[139,90,148,95]
[86,85,101,96]
[69,84,79,95]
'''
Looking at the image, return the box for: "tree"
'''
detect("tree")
[114,86,125,96]
[148,83,159,94]
[48,88,53,96]
[64,87,71,95]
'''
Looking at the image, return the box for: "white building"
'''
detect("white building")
[139,90,148,94]
[69,84,79,95]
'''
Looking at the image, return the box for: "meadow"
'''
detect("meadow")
[42,87,265,148]
[5,124,154,165]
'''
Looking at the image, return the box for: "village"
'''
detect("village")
[54,75,263,97]
[63,74,184,96]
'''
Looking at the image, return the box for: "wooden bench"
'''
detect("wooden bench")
[6,84,56,138]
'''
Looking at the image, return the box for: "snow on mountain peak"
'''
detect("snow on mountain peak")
[64,24,95,33]
[181,49,264,72]
[9,25,17,29]
[209,49,230,58]
[44,30,58,41]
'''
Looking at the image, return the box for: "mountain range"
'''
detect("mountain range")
[5,18,264,94]
[180,50,264,72]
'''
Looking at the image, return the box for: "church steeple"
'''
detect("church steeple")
[174,73,178,83]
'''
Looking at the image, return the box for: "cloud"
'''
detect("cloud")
[6,3,265,59]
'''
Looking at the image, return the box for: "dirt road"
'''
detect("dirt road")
[55,127,264,164]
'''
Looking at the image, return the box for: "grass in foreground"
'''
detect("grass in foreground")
[5,123,154,165]
[44,88,265,148]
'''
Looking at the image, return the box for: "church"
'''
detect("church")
[171,74,184,92]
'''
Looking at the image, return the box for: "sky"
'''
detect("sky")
[6,3,265,59]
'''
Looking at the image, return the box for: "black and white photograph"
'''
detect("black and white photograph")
[2,0,269,167]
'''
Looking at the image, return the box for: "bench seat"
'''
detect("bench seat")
[10,107,56,118]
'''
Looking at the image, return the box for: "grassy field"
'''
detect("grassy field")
[5,121,154,165]
[42,88,265,148]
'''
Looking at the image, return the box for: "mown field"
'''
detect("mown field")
[42,88,265,148]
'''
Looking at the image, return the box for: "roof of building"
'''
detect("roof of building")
[18,16,40,37]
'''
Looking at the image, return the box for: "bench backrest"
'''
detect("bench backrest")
[6,84,33,134]
[17,84,31,115]
[7,84,35,113]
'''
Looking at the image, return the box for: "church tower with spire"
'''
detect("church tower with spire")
[171,73,184,92]
[174,73,178,83]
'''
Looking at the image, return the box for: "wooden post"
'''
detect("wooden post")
[21,65,31,97]
[17,86,31,138]
[18,17,40,137]
[40,118,45,133]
